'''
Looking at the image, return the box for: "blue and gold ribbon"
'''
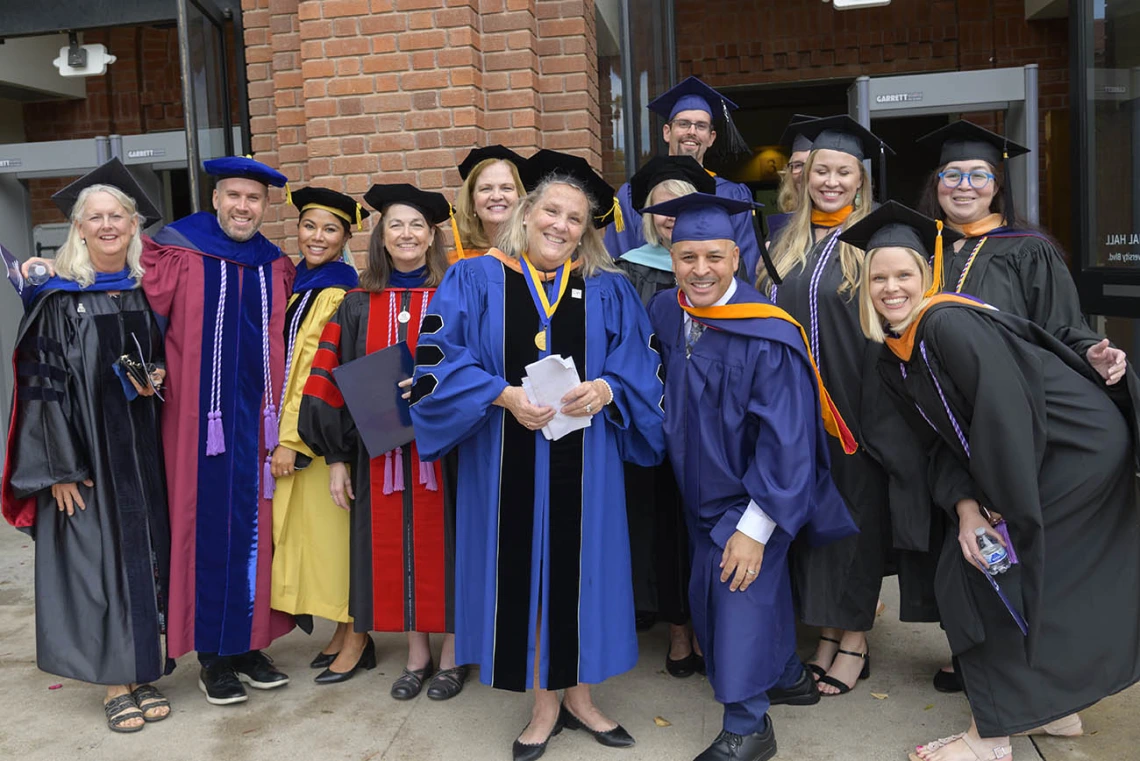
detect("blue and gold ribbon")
[520,252,571,351]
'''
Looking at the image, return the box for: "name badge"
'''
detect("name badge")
[571,288,582,299]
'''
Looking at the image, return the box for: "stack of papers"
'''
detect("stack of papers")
[521,354,592,441]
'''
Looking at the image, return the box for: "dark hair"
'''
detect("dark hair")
[358,206,449,292]
[916,162,1028,230]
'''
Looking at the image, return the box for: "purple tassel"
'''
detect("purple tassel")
[263,455,276,499]
[382,451,393,495]
[206,411,225,456]
[419,457,438,492]
[263,405,279,450]
[393,447,404,492]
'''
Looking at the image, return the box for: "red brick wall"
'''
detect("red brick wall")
[243,0,604,259]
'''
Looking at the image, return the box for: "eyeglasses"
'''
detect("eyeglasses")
[670,118,712,134]
[787,161,805,174]
[939,169,995,190]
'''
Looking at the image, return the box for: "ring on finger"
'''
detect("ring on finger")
[745,569,757,575]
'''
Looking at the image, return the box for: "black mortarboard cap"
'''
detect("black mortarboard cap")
[457,145,532,186]
[916,120,1030,168]
[647,76,750,158]
[628,155,717,211]
[363,183,451,226]
[291,186,370,231]
[527,149,620,230]
[798,115,894,202]
[52,157,163,227]
[780,114,818,154]
[838,200,963,258]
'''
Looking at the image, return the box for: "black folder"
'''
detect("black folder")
[332,341,415,459]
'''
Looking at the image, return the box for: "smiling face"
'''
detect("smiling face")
[382,203,435,272]
[868,246,925,326]
[672,238,739,308]
[298,208,349,268]
[663,108,717,164]
[808,149,863,213]
[472,161,521,239]
[524,183,589,270]
[936,160,997,226]
[213,177,268,242]
[77,190,138,268]
[649,185,680,248]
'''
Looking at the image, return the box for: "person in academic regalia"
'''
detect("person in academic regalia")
[644,192,858,761]
[616,155,712,675]
[767,114,816,242]
[451,145,532,262]
[914,120,1127,693]
[851,202,1140,761]
[297,184,466,700]
[605,77,761,279]
[266,187,364,677]
[1,160,172,732]
[758,116,904,696]
[409,150,665,761]
[142,157,295,704]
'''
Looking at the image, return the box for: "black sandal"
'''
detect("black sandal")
[131,684,171,722]
[391,660,435,700]
[104,693,145,733]
[426,665,468,701]
[818,648,870,696]
[807,635,841,679]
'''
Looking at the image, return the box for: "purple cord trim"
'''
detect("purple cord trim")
[919,340,970,458]
[807,232,841,372]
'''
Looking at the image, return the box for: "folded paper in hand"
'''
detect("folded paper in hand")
[521,354,591,441]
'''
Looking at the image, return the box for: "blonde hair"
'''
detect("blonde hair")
[776,167,799,214]
[359,205,449,292]
[496,176,618,278]
[455,158,527,250]
[858,246,934,342]
[642,179,698,247]
[55,184,145,288]
[759,150,874,299]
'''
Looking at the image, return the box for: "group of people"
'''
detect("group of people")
[3,72,1140,761]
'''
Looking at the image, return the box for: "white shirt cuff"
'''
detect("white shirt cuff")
[736,500,777,545]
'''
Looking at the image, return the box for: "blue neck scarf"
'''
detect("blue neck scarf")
[156,212,282,268]
[31,267,138,303]
[294,260,359,293]
[388,264,428,289]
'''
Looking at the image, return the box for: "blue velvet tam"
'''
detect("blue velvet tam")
[203,156,288,188]
[647,76,739,121]
[641,192,756,244]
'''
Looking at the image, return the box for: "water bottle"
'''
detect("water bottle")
[26,262,51,287]
[975,527,1011,575]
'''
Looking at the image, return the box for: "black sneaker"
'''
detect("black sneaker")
[232,650,290,690]
[198,663,248,705]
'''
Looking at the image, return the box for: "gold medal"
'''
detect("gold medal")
[534,330,547,351]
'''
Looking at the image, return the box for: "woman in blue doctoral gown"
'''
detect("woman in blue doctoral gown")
[409,150,665,761]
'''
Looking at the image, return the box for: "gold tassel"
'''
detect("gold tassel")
[285,182,292,206]
[449,204,466,260]
[925,219,944,298]
[355,204,362,231]
[611,197,624,233]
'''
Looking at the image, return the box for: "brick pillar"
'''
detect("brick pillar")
[537,0,601,166]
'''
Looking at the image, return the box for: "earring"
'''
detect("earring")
[854,191,862,206]
[81,238,87,246]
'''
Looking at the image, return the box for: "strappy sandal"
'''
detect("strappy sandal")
[908,732,1012,761]
[103,693,145,734]
[390,660,435,700]
[426,665,468,701]
[807,635,840,679]
[131,684,171,722]
[1014,713,1082,737]
[817,647,870,696]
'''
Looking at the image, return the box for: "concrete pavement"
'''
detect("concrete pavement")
[0,526,1134,761]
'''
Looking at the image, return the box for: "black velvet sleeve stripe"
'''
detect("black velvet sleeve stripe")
[409,374,438,405]
[16,361,68,384]
[15,385,65,402]
[415,344,444,367]
[317,340,339,352]
[420,314,444,335]
[23,335,65,357]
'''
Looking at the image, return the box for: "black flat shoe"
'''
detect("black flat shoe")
[693,717,776,761]
[310,651,338,669]
[767,665,820,706]
[391,660,434,700]
[315,636,376,685]
[933,667,963,693]
[559,703,635,748]
[512,713,565,761]
[426,665,468,701]
[635,612,657,632]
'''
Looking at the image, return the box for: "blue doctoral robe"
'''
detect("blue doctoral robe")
[648,280,854,705]
[605,175,762,280]
[409,254,665,691]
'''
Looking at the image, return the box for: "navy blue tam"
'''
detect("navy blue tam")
[642,192,756,245]
[204,156,288,188]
